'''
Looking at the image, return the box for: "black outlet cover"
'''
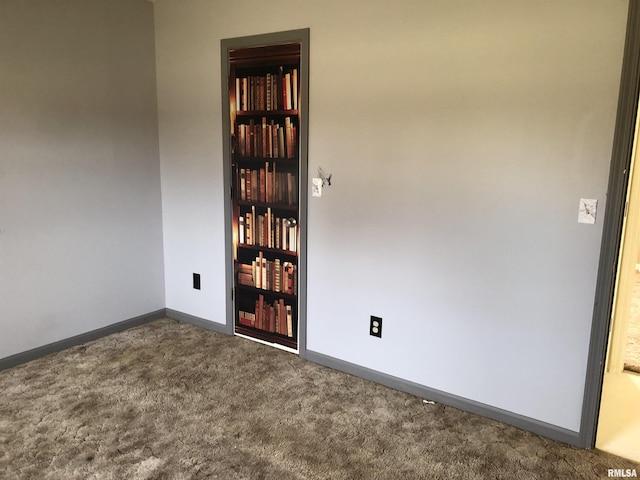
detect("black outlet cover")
[370,315,382,338]
[193,273,201,290]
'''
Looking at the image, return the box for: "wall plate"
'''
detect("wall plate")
[578,198,597,224]
[312,178,322,197]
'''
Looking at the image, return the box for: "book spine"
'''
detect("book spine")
[267,207,272,248]
[285,117,292,159]
[266,73,272,111]
[262,117,268,158]
[242,77,248,111]
[251,170,258,202]
[278,126,285,159]
[285,72,292,110]
[238,310,255,327]
[251,205,255,245]
[235,77,241,111]
[240,168,246,200]
[271,122,278,158]
[274,258,281,293]
[276,67,283,110]
[292,68,298,111]
[256,251,263,289]
[259,167,265,202]
[286,305,293,337]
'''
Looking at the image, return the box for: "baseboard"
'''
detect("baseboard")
[0,308,581,447]
[165,309,232,335]
[0,309,166,371]
[306,349,581,448]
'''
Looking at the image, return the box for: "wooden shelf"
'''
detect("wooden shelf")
[237,243,297,257]
[236,109,298,117]
[233,156,298,163]
[234,324,297,350]
[236,200,297,211]
[236,284,296,301]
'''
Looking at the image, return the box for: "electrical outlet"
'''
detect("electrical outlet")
[193,273,201,290]
[370,316,382,338]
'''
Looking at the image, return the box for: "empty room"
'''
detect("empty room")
[2,0,640,478]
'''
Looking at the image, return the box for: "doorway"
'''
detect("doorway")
[220,29,310,355]
[596,93,640,463]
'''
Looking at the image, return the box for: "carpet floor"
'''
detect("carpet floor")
[0,318,638,480]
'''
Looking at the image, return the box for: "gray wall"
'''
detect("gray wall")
[154,0,628,432]
[0,0,165,358]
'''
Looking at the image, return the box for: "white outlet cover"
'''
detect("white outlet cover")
[578,198,597,224]
[312,178,322,197]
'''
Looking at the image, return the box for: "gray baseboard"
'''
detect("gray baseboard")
[305,349,581,448]
[0,307,582,448]
[165,308,232,335]
[0,309,166,371]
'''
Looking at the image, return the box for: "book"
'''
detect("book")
[251,260,257,287]
[274,258,281,293]
[258,76,265,111]
[257,214,264,247]
[261,117,268,158]
[284,72,292,110]
[278,126,285,159]
[266,207,272,248]
[292,68,298,110]
[238,272,253,286]
[238,124,245,157]
[250,206,254,245]
[249,119,256,157]
[285,117,293,158]
[279,299,286,335]
[241,77,248,111]
[235,77,240,111]
[244,213,251,245]
[240,168,246,200]
[239,215,245,244]
[251,169,258,202]
[289,225,296,253]
[257,295,264,330]
[266,73,272,111]
[256,251,263,289]
[238,310,255,327]
[265,162,271,203]
[272,122,279,158]
[286,305,293,337]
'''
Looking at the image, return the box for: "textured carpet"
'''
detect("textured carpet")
[1,318,638,479]
[624,277,640,373]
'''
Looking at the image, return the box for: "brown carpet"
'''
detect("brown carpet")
[0,318,637,479]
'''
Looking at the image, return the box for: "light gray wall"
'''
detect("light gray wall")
[154,0,627,431]
[0,0,165,358]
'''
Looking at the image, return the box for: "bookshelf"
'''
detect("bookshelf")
[224,36,307,351]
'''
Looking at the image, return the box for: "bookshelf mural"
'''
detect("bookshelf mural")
[229,42,302,350]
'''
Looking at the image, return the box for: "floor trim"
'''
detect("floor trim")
[306,349,581,447]
[0,307,583,447]
[0,309,166,371]
[165,308,231,335]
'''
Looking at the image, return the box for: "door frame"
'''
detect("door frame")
[220,29,310,356]
[581,0,640,449]
[606,110,640,376]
